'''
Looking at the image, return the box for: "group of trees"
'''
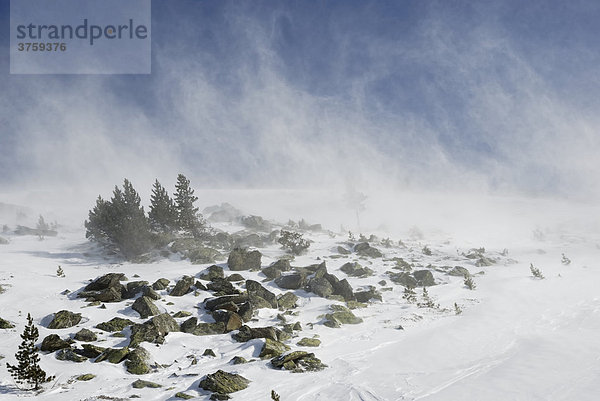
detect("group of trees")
[85,174,202,259]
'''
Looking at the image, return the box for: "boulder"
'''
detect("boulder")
[200,265,224,281]
[41,334,71,352]
[84,273,126,291]
[340,262,374,277]
[180,317,198,333]
[324,305,363,327]
[124,281,149,298]
[142,286,161,300]
[132,296,160,318]
[274,273,305,290]
[230,356,248,365]
[205,295,248,311]
[308,277,334,298]
[388,272,418,288]
[227,248,262,271]
[354,287,383,302]
[75,344,105,358]
[199,370,250,394]
[96,317,134,332]
[95,347,130,364]
[207,278,240,295]
[333,279,355,301]
[212,311,243,332]
[125,346,152,374]
[56,348,87,362]
[448,266,470,277]
[226,274,245,282]
[188,246,221,264]
[232,325,281,342]
[413,270,436,286]
[261,259,291,280]
[259,338,290,359]
[271,351,327,372]
[74,328,97,342]
[132,379,162,388]
[277,292,298,310]
[246,280,278,308]
[192,322,226,336]
[354,242,383,258]
[297,337,321,347]
[151,278,170,291]
[129,313,179,346]
[48,310,82,329]
[170,276,195,296]
[0,317,14,329]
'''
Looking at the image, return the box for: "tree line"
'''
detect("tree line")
[85,173,202,259]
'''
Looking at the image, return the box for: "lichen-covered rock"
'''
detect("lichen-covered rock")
[0,317,15,329]
[274,273,305,290]
[271,351,327,372]
[226,273,245,282]
[199,370,250,394]
[333,278,355,301]
[232,325,281,342]
[297,337,321,347]
[41,334,72,352]
[259,338,290,359]
[354,242,383,258]
[175,391,195,399]
[180,317,198,333]
[74,328,97,342]
[129,313,179,346]
[261,259,291,280]
[246,280,277,308]
[203,348,217,357]
[204,295,248,311]
[132,379,162,388]
[124,281,149,298]
[230,356,248,365]
[340,262,374,277]
[56,348,87,362]
[84,273,126,291]
[95,347,130,364]
[170,276,195,296]
[388,272,418,287]
[132,296,160,318]
[308,277,334,298]
[207,278,240,295]
[227,248,262,271]
[354,286,383,302]
[75,344,105,358]
[96,317,134,332]
[212,311,243,332]
[413,270,436,286]
[142,286,161,300]
[125,346,152,374]
[200,265,224,281]
[277,292,298,310]
[48,310,82,329]
[152,278,170,291]
[337,246,351,255]
[188,246,221,264]
[76,374,96,381]
[324,305,363,327]
[192,322,226,336]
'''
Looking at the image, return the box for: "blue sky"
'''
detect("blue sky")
[1,0,600,198]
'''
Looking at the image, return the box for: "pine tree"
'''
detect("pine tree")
[174,174,200,234]
[85,179,153,259]
[6,313,54,390]
[148,179,178,232]
[402,286,417,303]
[463,274,476,290]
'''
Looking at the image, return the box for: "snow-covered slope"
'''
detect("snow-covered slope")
[1,193,599,401]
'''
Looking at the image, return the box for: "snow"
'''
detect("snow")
[1,192,599,400]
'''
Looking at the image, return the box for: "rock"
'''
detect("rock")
[236,302,254,322]
[274,273,305,290]
[232,325,281,342]
[297,337,321,347]
[337,246,350,255]
[48,310,82,329]
[448,266,470,277]
[175,392,195,400]
[142,286,161,300]
[0,317,15,329]
[354,242,383,258]
[75,344,105,358]
[475,256,495,267]
[152,278,170,290]
[354,286,383,302]
[212,311,243,332]
[74,328,97,342]
[271,351,327,372]
[56,348,87,362]
[227,248,262,271]
[340,262,374,277]
[324,305,363,327]
[201,265,224,281]
[180,317,198,333]
[241,215,272,232]
[333,278,355,301]
[230,356,248,365]
[413,270,436,286]
[0,236,8,245]
[84,273,126,291]
[125,346,152,374]
[204,295,248,311]
[132,379,162,388]
[96,317,134,332]
[76,374,95,381]
[199,370,250,394]
[204,203,243,223]
[192,322,226,336]
[170,276,195,296]
[277,292,298,310]
[188,246,221,264]
[195,280,208,290]
[261,259,291,280]
[173,311,193,318]
[308,277,334,298]
[124,281,149,298]
[129,313,179,346]
[388,272,418,287]
[132,296,160,318]
[91,286,124,303]
[203,348,216,357]
[41,334,71,352]
[207,278,240,295]
[246,280,278,308]
[95,347,130,364]
[226,274,245,282]
[259,338,290,359]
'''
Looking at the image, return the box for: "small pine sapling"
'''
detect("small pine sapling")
[463,274,476,290]
[402,286,417,303]
[271,390,281,401]
[561,253,571,265]
[6,314,54,390]
[422,246,432,256]
[278,230,310,255]
[530,263,545,279]
[418,287,438,309]
[454,302,463,315]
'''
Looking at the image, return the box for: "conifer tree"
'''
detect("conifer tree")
[174,174,200,234]
[6,313,54,390]
[148,179,177,232]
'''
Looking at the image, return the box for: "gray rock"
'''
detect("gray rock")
[56,348,87,362]
[142,286,161,300]
[333,279,355,301]
[246,280,278,308]
[199,370,250,394]
[277,292,298,310]
[95,347,129,363]
[0,317,15,329]
[180,317,198,333]
[75,344,105,358]
[448,266,470,277]
[259,338,290,359]
[192,322,226,336]
[274,273,305,290]
[227,248,262,271]
[201,265,224,281]
[84,273,126,291]
[74,328,97,342]
[308,277,334,298]
[413,270,436,286]
[132,379,162,388]
[48,310,82,329]
[152,278,170,291]
[170,276,195,296]
[340,262,374,277]
[132,296,160,318]
[204,295,248,311]
[207,278,240,295]
[96,317,134,332]
[41,334,71,352]
[129,313,179,346]
[271,351,327,372]
[232,325,281,342]
[125,346,152,374]
[354,242,383,258]
[388,272,418,287]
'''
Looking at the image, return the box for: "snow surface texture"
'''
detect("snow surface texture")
[1,192,599,401]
